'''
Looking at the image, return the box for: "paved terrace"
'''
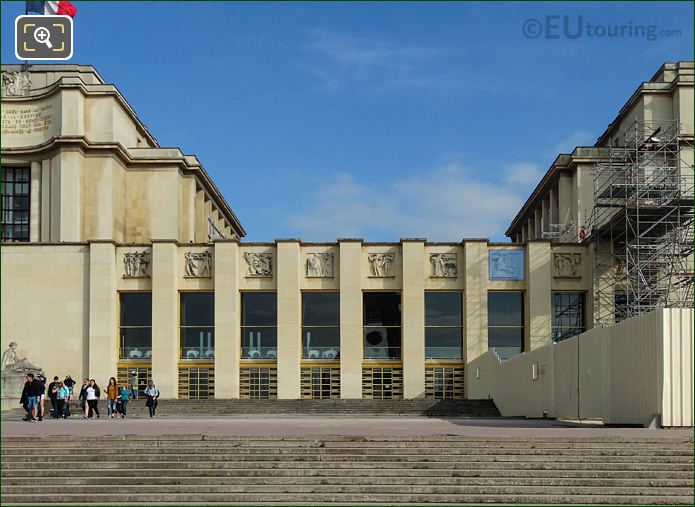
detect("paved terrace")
[2,417,692,439]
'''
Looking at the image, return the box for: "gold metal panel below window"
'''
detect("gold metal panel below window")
[425,366,465,399]
[300,367,340,399]
[240,367,278,399]
[362,367,403,400]
[178,366,215,399]
[117,366,151,398]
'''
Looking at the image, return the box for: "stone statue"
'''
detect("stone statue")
[306,252,334,277]
[244,252,272,277]
[368,253,395,277]
[123,252,151,278]
[1,71,31,97]
[184,251,213,277]
[553,253,582,278]
[1,342,43,374]
[430,253,457,277]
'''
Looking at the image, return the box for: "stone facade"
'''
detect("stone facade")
[1,64,596,404]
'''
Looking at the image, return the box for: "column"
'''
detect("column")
[339,239,363,398]
[558,173,573,229]
[527,241,552,351]
[58,151,82,242]
[40,159,50,242]
[534,208,542,239]
[401,239,425,399]
[151,241,179,398]
[464,240,488,363]
[214,241,240,398]
[194,189,207,242]
[276,239,301,399]
[30,162,41,242]
[87,242,118,378]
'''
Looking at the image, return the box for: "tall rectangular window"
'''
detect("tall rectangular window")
[180,292,215,360]
[241,292,277,360]
[425,291,463,360]
[363,292,401,360]
[488,291,524,360]
[302,292,340,360]
[552,292,585,342]
[1,167,30,242]
[119,292,152,360]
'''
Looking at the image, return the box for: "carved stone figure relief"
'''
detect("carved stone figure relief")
[368,253,395,277]
[244,252,272,277]
[430,253,457,277]
[489,250,525,281]
[184,251,213,278]
[123,252,151,278]
[306,252,335,278]
[1,71,31,97]
[1,342,43,374]
[553,253,582,278]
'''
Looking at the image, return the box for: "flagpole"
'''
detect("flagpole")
[22,2,29,72]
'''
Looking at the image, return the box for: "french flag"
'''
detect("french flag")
[26,1,77,18]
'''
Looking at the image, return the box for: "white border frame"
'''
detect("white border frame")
[14,15,74,61]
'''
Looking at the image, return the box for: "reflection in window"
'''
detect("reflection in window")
[363,292,401,359]
[1,167,30,242]
[302,292,340,360]
[180,292,214,360]
[119,292,152,360]
[552,292,585,342]
[425,291,463,360]
[488,291,524,360]
[241,292,277,360]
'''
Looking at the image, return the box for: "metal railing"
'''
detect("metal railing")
[242,347,278,360]
[491,346,522,360]
[424,347,462,360]
[181,347,215,360]
[119,347,152,360]
[303,347,340,360]
[363,347,401,360]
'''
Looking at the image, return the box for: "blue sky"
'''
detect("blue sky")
[2,1,693,241]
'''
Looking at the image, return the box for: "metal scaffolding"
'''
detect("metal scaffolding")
[585,120,694,327]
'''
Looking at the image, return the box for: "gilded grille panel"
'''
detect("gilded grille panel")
[178,366,214,399]
[362,367,403,399]
[117,366,151,398]
[240,367,278,399]
[300,367,340,399]
[425,366,465,399]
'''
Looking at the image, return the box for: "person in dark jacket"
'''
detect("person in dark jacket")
[63,375,76,400]
[22,373,41,421]
[78,378,89,418]
[47,376,60,418]
[36,374,46,421]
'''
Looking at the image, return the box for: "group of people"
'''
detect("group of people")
[20,373,161,421]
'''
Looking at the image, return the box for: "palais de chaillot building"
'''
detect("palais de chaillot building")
[1,62,692,400]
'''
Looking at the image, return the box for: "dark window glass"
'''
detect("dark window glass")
[488,292,524,326]
[363,327,402,359]
[241,292,277,360]
[119,292,152,360]
[552,292,585,342]
[241,292,277,326]
[1,167,31,242]
[425,291,463,360]
[181,328,215,359]
[120,293,152,327]
[181,292,214,326]
[425,292,462,326]
[488,291,524,360]
[302,292,339,326]
[302,292,340,359]
[363,292,401,326]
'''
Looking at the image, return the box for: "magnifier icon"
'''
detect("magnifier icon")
[34,27,52,49]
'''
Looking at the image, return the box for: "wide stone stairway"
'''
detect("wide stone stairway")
[1,434,693,505]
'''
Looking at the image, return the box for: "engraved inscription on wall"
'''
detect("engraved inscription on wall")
[1,104,53,135]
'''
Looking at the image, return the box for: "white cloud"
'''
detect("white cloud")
[285,163,532,241]
[303,29,470,93]
[505,162,543,185]
[554,130,594,154]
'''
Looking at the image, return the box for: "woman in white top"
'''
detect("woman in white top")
[85,379,100,420]
[144,380,160,418]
